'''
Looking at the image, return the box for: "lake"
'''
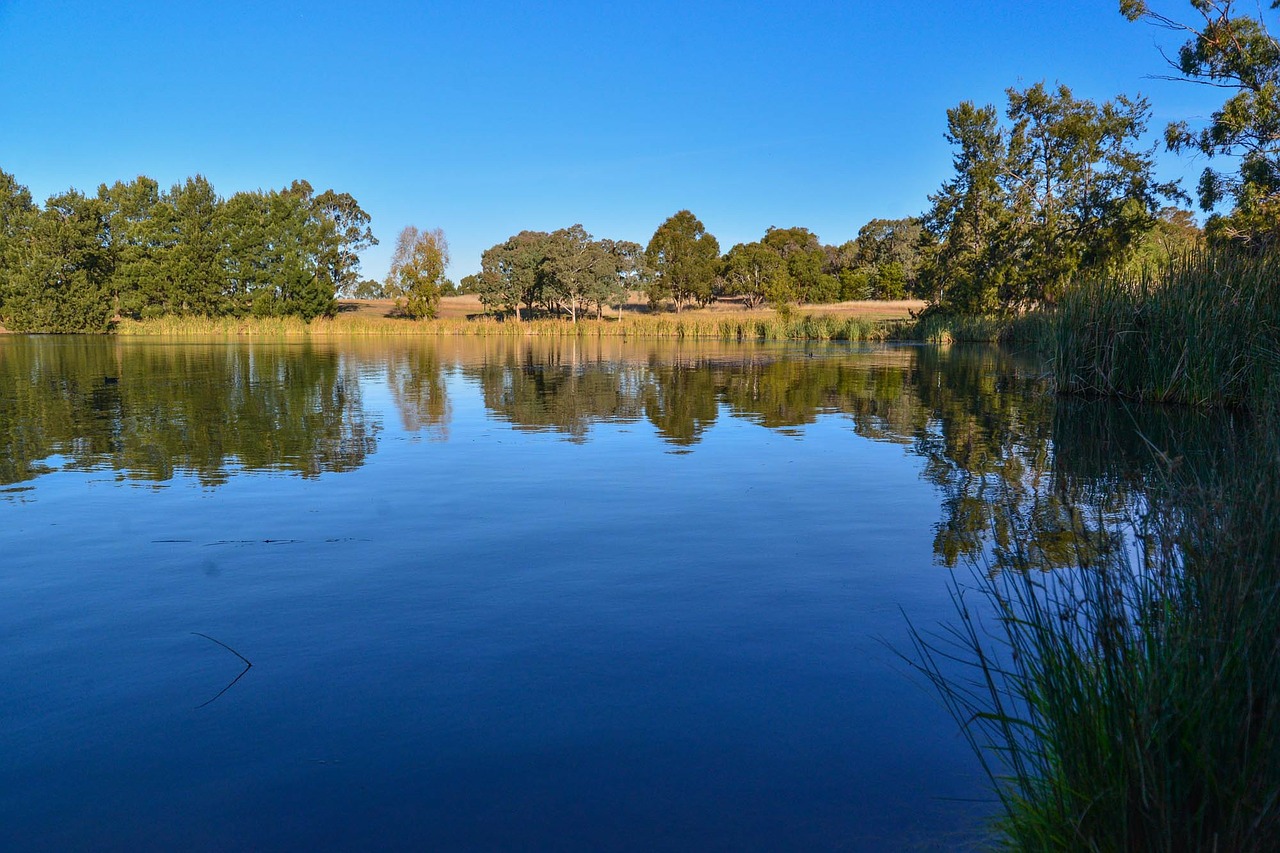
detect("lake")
[0,335,1237,851]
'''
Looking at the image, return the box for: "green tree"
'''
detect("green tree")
[1123,1,1280,246]
[217,190,270,317]
[98,175,163,317]
[314,189,377,297]
[1004,83,1172,303]
[919,101,1015,314]
[3,190,115,332]
[721,241,794,308]
[352,278,388,299]
[0,170,37,322]
[760,226,838,303]
[921,85,1175,313]
[1124,206,1204,273]
[544,224,616,322]
[645,210,720,311]
[217,182,337,320]
[477,230,552,321]
[163,175,225,316]
[850,217,924,298]
[386,225,450,319]
[599,239,647,319]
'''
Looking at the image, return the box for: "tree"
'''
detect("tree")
[0,170,37,321]
[920,85,1176,313]
[850,218,925,298]
[314,189,377,297]
[599,239,647,319]
[215,181,339,320]
[543,224,616,322]
[645,210,720,311]
[1004,83,1173,302]
[760,226,838,303]
[352,278,388,299]
[721,241,794,308]
[1124,206,1204,272]
[919,101,1015,314]
[386,226,450,320]
[98,175,162,317]
[1123,1,1280,246]
[3,190,115,332]
[476,230,552,321]
[163,175,225,316]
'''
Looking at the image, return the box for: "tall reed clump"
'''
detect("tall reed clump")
[1046,250,1280,407]
[908,404,1280,850]
[892,311,1055,345]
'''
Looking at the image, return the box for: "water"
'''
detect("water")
[0,336,1238,851]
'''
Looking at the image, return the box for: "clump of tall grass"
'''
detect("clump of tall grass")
[898,312,1011,344]
[1044,250,1280,407]
[909,403,1280,849]
[892,310,1056,345]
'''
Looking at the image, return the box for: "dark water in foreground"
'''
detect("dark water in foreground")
[0,336,1241,851]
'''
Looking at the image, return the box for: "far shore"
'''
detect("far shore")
[0,296,928,340]
[343,294,926,323]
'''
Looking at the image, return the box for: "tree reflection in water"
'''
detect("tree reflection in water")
[0,336,1246,570]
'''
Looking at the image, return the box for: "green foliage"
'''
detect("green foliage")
[721,241,794,308]
[476,230,551,320]
[543,224,618,322]
[0,168,369,330]
[1125,1,1280,247]
[1121,205,1204,274]
[0,169,37,321]
[846,217,925,299]
[314,189,378,298]
[645,209,720,311]
[386,226,450,320]
[921,84,1177,313]
[476,228,643,321]
[599,238,648,317]
[352,278,388,299]
[758,226,837,303]
[3,190,115,332]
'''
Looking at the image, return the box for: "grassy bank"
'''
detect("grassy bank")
[908,249,1280,847]
[114,312,909,342]
[911,401,1280,849]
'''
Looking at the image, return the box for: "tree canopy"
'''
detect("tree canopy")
[1123,0,1280,246]
[645,210,721,311]
[919,83,1178,313]
[386,226,451,320]
[0,168,374,331]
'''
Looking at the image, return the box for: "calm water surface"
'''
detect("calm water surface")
[0,336,1237,851]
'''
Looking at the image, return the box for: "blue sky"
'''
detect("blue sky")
[0,1,1224,280]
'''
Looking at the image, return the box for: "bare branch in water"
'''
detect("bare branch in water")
[192,632,254,708]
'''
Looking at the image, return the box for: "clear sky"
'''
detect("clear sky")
[0,0,1224,281]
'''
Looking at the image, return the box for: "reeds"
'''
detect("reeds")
[908,403,1280,849]
[1042,250,1280,407]
[114,313,900,341]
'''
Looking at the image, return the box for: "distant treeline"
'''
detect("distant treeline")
[0,162,939,333]
[0,171,376,332]
[443,215,926,323]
